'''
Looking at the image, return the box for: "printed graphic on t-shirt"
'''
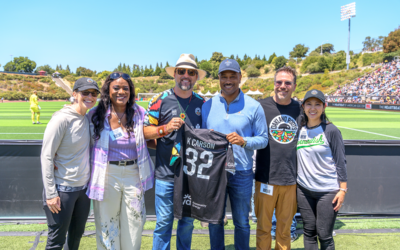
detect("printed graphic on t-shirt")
[269,114,298,144]
[297,134,324,149]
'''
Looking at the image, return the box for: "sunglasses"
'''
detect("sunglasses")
[110,72,131,80]
[80,91,99,97]
[275,80,293,87]
[176,68,198,76]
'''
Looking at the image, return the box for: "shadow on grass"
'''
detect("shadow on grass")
[225,246,305,250]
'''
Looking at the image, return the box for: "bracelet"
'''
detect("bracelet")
[157,125,170,137]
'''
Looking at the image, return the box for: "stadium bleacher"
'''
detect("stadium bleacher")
[328,61,400,104]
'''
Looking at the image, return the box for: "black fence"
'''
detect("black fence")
[328,102,400,110]
[0,140,399,219]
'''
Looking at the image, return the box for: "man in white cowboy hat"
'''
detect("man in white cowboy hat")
[202,58,269,249]
[144,53,206,250]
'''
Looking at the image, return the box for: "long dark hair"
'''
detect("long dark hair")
[92,72,136,140]
[300,102,330,127]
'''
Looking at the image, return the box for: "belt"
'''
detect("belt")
[109,160,137,166]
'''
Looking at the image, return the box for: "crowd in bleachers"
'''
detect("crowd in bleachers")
[327,60,400,104]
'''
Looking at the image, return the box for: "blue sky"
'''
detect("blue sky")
[0,0,398,73]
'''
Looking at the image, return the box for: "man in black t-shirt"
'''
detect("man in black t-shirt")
[171,124,235,224]
[144,54,206,250]
[255,66,301,250]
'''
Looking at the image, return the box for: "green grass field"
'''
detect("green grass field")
[0,101,399,140]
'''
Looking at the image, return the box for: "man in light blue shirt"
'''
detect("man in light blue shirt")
[202,59,268,250]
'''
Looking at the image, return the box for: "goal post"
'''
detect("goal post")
[137,93,159,102]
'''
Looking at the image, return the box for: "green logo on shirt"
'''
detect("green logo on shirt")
[297,135,324,149]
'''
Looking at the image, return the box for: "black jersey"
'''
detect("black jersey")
[171,124,234,224]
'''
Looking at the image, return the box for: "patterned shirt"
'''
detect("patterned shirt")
[144,88,205,182]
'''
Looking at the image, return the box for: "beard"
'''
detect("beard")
[177,79,194,91]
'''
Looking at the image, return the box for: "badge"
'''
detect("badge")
[260,183,273,196]
[195,107,201,116]
[300,130,308,140]
[311,90,318,95]
[172,109,177,116]
[110,127,124,141]
[196,124,200,129]
[87,78,94,83]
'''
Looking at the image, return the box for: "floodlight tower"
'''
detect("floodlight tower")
[341,2,356,70]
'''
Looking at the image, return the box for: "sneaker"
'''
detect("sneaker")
[291,233,299,242]
[333,231,336,236]
[37,122,42,124]
[32,122,36,124]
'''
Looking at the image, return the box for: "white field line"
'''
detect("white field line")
[336,126,400,139]
[0,133,44,134]
[327,107,400,115]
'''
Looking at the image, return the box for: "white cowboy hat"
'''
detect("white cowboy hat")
[165,53,207,80]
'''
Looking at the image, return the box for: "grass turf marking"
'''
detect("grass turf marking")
[336,126,400,140]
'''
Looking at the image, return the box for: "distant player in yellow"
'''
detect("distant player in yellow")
[30,90,41,124]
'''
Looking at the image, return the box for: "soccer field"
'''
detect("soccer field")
[0,102,399,140]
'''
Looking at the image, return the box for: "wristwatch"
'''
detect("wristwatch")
[241,138,247,148]
[339,188,348,193]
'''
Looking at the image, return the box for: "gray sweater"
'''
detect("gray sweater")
[41,106,91,199]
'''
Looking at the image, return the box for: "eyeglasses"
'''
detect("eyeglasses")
[110,72,131,80]
[80,91,99,97]
[176,68,198,76]
[274,80,293,87]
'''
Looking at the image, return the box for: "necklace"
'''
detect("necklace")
[174,92,192,121]
[112,106,126,125]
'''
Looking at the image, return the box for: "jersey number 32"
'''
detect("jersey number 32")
[184,148,214,180]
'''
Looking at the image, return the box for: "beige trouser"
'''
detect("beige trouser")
[93,163,146,250]
[255,182,297,250]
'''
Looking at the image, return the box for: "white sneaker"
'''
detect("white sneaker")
[32,122,36,124]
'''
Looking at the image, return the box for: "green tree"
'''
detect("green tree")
[267,53,277,64]
[159,72,173,79]
[165,62,170,68]
[3,56,37,73]
[154,64,162,76]
[66,65,71,73]
[362,36,373,51]
[289,44,309,59]
[230,54,234,59]
[76,67,94,77]
[262,55,266,61]
[98,70,112,79]
[273,56,288,70]
[246,65,261,77]
[35,65,55,75]
[243,54,248,61]
[383,28,400,53]
[59,65,63,70]
[210,52,224,63]
[314,43,335,54]
[56,65,59,71]
[199,61,212,77]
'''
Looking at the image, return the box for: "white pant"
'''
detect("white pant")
[93,163,146,250]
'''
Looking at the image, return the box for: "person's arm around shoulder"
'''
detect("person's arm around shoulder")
[242,104,269,150]
[325,123,348,212]
[41,114,68,214]
[201,99,211,129]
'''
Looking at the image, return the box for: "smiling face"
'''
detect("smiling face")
[219,70,241,98]
[73,88,98,111]
[303,97,325,124]
[274,71,296,104]
[174,68,198,91]
[109,78,130,107]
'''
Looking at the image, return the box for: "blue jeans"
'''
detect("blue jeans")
[251,181,297,237]
[152,179,194,250]
[209,169,254,250]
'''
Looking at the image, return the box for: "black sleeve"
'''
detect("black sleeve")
[324,123,348,182]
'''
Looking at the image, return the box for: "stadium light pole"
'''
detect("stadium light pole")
[341,2,356,70]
